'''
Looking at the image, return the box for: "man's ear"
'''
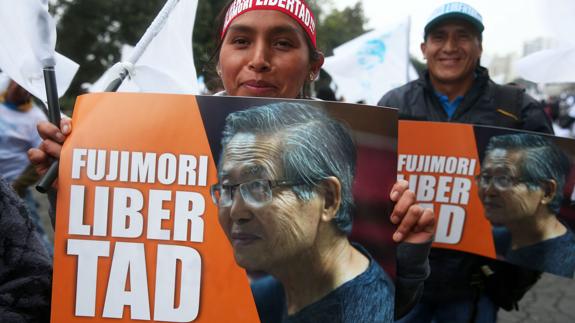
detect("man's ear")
[420,42,427,60]
[540,179,557,206]
[318,176,342,222]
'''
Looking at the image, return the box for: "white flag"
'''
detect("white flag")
[90,0,199,94]
[322,19,417,105]
[515,46,575,84]
[0,0,78,101]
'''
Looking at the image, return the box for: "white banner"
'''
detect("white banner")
[322,19,417,105]
[0,0,78,101]
[515,46,575,84]
[90,0,199,94]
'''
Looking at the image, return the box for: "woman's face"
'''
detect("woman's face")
[218,10,323,98]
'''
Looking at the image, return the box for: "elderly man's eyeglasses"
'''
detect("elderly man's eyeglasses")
[475,174,525,190]
[210,179,303,208]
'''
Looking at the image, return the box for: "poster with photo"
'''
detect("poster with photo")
[51,93,399,322]
[399,120,575,278]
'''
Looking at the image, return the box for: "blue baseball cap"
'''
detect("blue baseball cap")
[424,2,484,39]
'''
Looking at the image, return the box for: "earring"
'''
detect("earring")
[309,72,315,81]
[217,69,222,77]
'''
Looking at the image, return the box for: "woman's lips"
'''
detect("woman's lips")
[241,80,277,94]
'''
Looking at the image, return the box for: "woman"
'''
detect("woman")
[30,0,434,321]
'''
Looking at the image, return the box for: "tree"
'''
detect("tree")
[54,0,165,105]
[54,0,228,105]
[316,2,367,57]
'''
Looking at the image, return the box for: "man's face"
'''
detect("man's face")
[478,149,545,225]
[421,20,482,85]
[5,81,31,106]
[217,133,322,272]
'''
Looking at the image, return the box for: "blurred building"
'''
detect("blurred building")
[487,53,519,84]
[522,37,559,56]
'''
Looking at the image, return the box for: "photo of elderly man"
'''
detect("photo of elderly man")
[210,102,434,322]
[476,133,575,277]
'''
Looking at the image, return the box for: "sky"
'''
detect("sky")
[331,0,575,60]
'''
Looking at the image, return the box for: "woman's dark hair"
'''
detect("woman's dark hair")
[203,0,322,93]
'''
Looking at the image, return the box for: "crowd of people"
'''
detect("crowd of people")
[0,0,570,322]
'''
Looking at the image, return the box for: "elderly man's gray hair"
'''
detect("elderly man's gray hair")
[485,133,571,214]
[220,102,356,234]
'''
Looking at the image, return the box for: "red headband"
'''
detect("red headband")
[221,0,317,48]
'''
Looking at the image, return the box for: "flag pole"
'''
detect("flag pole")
[37,0,181,192]
[35,66,61,195]
[105,0,180,91]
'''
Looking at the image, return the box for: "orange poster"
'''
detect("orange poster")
[400,121,575,278]
[51,93,259,322]
[399,120,496,258]
[51,93,402,321]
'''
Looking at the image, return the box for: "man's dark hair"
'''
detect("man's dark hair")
[220,102,356,234]
[485,133,571,214]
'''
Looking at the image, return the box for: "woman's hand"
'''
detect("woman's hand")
[28,118,72,188]
[389,180,435,244]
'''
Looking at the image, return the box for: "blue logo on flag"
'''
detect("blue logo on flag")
[357,38,387,70]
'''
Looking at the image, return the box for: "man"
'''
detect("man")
[478,133,575,277]
[0,79,46,185]
[378,2,553,322]
[211,102,434,322]
[0,78,52,253]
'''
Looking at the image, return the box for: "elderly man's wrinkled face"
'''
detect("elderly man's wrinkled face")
[217,133,322,272]
[478,149,545,225]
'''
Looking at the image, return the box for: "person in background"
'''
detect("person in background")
[379,2,552,322]
[0,78,52,254]
[0,79,45,189]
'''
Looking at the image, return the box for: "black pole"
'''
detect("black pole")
[36,67,62,193]
[36,66,129,194]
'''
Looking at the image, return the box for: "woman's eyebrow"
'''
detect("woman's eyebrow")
[268,25,301,36]
[226,24,255,35]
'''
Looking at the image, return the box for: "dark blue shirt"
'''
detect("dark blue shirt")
[251,245,394,323]
[493,226,575,277]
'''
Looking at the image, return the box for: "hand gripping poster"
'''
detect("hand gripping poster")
[399,120,575,278]
[51,93,400,322]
